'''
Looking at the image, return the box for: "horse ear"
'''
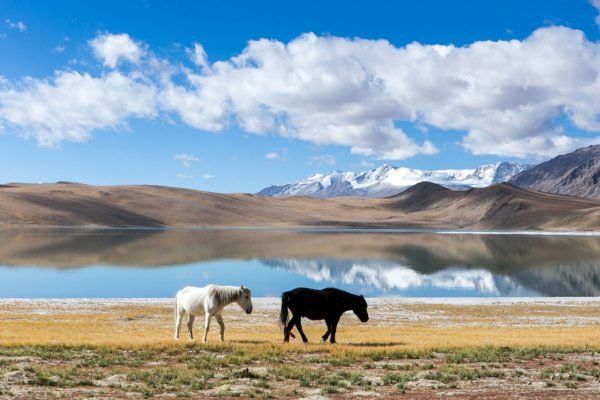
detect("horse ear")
[360,295,364,298]
[240,285,245,290]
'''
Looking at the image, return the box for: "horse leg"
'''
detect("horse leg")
[321,318,332,342]
[215,314,225,342]
[202,313,212,343]
[187,315,195,340]
[330,316,341,344]
[284,316,296,342]
[295,317,309,343]
[174,310,183,340]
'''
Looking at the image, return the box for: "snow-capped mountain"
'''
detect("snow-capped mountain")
[257,162,531,198]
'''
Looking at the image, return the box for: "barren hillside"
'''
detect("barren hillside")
[0,181,598,230]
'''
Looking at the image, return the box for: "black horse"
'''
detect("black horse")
[279,287,369,343]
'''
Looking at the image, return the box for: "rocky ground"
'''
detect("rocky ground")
[0,298,599,399]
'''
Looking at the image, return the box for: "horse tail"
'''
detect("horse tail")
[279,292,289,326]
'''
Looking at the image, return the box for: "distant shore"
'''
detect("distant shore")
[1,181,599,231]
[2,224,600,236]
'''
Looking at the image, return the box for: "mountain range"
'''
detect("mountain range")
[258,162,530,198]
[509,145,600,199]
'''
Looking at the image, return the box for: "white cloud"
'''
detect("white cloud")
[202,174,214,180]
[166,27,600,159]
[53,45,66,54]
[591,0,600,25]
[0,71,157,146]
[176,174,194,180]
[5,19,26,32]
[188,43,208,69]
[174,153,199,168]
[265,152,281,160]
[308,154,336,166]
[2,28,600,158]
[90,33,144,68]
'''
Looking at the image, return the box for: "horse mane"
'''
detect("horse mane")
[210,285,241,306]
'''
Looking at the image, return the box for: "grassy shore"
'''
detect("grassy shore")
[1,299,600,399]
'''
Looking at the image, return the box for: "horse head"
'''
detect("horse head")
[237,285,253,314]
[353,295,369,323]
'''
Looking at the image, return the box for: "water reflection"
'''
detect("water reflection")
[0,229,599,297]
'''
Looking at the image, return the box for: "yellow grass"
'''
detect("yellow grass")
[1,301,599,353]
[3,300,600,399]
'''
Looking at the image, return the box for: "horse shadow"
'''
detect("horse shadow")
[231,339,270,345]
[346,341,406,347]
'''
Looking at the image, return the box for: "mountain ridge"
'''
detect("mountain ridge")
[509,145,600,198]
[258,161,530,198]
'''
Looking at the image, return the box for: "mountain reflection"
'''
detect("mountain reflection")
[263,259,531,295]
[262,258,600,296]
[0,229,599,296]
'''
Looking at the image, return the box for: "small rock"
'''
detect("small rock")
[353,391,382,397]
[363,375,383,385]
[407,379,440,389]
[3,370,26,383]
[93,374,127,387]
[247,367,269,377]
[208,383,249,395]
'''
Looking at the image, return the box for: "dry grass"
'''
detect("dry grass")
[1,300,600,399]
[0,300,599,350]
[1,300,600,351]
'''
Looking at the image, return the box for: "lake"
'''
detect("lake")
[0,228,599,298]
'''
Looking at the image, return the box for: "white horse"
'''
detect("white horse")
[174,284,253,343]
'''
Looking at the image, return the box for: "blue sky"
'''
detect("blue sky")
[1,0,599,193]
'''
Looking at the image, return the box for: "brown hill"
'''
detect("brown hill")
[0,181,598,231]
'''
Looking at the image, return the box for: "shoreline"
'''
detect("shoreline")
[1,225,600,236]
[3,296,600,305]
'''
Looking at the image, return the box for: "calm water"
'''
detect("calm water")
[0,229,599,298]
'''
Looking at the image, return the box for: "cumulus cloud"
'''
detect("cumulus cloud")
[1,28,600,157]
[167,28,600,158]
[90,33,144,68]
[174,153,200,168]
[5,19,26,32]
[0,71,157,146]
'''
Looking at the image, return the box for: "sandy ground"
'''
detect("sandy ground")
[1,298,599,399]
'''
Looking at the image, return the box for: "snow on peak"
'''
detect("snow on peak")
[257,162,531,198]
